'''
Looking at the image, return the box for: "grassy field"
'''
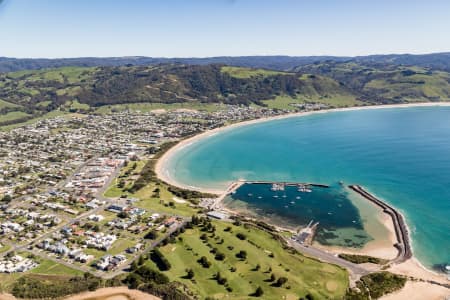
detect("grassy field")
[0,111,30,122]
[30,258,84,276]
[104,160,147,198]
[0,110,79,131]
[0,99,20,109]
[261,95,304,110]
[0,257,83,292]
[7,66,95,83]
[364,71,450,102]
[261,94,362,110]
[147,220,348,299]
[221,66,290,78]
[103,159,198,217]
[95,102,225,114]
[0,244,11,254]
[67,99,90,110]
[133,183,197,217]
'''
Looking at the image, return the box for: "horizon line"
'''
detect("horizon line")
[1,51,450,60]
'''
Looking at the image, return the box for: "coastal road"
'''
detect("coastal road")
[287,240,371,283]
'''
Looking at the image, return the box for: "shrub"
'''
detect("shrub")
[236,250,247,260]
[215,252,226,261]
[197,256,212,268]
[253,286,264,297]
[150,248,171,271]
[236,232,247,240]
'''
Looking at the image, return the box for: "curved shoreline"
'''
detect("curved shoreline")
[154,101,450,284]
[155,102,450,194]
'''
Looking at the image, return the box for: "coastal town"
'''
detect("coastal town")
[2,0,450,298]
[0,102,449,300]
[0,104,319,276]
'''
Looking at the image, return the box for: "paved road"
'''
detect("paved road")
[287,239,371,284]
[0,163,121,258]
[1,151,188,279]
[101,219,189,279]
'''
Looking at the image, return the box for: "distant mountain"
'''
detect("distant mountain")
[1,52,449,73]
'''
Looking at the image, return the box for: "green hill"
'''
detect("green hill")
[1,62,450,126]
[293,62,450,103]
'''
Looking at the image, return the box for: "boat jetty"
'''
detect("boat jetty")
[246,180,329,189]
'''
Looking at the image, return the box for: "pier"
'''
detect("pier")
[349,185,412,263]
[212,181,412,265]
[245,180,330,188]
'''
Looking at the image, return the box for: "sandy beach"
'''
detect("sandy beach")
[155,102,450,194]
[63,287,160,300]
[380,281,450,300]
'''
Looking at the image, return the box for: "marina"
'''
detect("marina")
[210,180,415,265]
[219,180,374,248]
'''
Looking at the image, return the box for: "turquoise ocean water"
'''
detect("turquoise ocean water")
[166,106,450,269]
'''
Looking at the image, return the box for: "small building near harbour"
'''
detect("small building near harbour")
[207,211,229,220]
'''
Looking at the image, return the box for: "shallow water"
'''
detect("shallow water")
[224,183,373,248]
[167,106,450,269]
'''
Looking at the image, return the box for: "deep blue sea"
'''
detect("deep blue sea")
[167,106,450,269]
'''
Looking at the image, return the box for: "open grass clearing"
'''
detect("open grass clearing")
[95,102,225,114]
[221,66,290,78]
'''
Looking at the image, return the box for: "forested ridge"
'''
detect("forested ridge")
[1,58,450,126]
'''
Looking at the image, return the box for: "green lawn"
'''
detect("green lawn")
[108,238,136,255]
[30,258,84,276]
[103,159,197,217]
[147,220,348,299]
[133,183,197,217]
[84,247,107,260]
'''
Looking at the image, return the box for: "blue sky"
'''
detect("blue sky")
[0,0,449,58]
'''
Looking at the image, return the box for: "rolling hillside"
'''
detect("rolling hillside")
[1,61,450,127]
